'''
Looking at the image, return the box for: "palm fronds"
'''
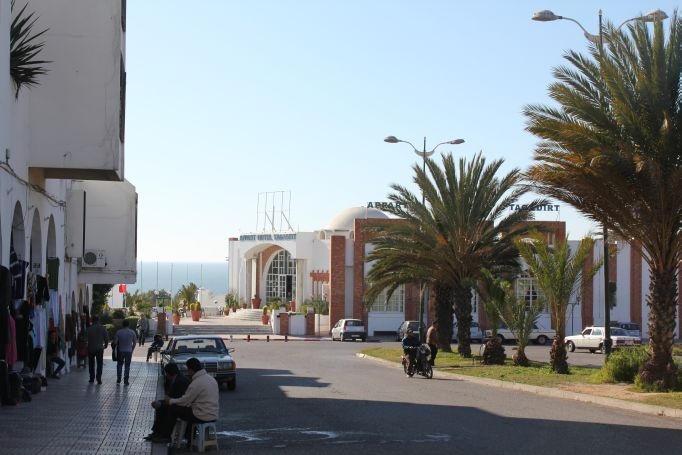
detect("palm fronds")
[10,0,50,98]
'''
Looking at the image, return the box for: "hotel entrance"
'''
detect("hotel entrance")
[266,250,296,302]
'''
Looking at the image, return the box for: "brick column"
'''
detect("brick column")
[582,249,594,327]
[329,235,346,332]
[630,241,642,327]
[279,312,289,336]
[305,313,315,336]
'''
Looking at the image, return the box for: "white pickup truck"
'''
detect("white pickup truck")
[485,323,556,345]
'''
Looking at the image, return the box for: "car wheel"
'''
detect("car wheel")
[497,334,505,344]
[566,341,575,352]
[537,335,548,346]
[589,348,597,354]
[227,378,236,391]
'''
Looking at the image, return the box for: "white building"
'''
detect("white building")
[0,1,136,376]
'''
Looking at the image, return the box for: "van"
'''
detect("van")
[617,322,641,338]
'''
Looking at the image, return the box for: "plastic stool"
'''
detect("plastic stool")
[170,419,188,449]
[190,421,218,452]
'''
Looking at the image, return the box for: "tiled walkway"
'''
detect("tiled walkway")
[0,350,162,455]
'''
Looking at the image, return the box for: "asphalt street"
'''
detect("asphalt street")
[217,340,681,454]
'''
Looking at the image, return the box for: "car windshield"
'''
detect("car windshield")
[173,338,227,354]
[610,327,628,336]
[345,320,363,327]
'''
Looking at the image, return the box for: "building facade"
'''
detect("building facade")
[0,0,137,379]
[228,207,681,339]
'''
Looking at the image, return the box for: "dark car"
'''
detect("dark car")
[160,335,237,390]
[395,321,425,341]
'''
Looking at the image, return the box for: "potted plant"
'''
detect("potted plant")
[171,302,181,325]
[112,309,125,327]
[261,306,270,325]
[225,291,239,314]
[190,302,202,321]
[251,295,262,309]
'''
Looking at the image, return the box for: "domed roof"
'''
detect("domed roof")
[326,206,388,231]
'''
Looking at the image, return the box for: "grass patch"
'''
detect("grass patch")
[361,347,600,387]
[639,392,682,409]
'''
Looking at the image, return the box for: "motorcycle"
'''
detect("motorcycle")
[402,344,433,379]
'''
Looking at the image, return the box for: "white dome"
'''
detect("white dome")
[326,206,388,231]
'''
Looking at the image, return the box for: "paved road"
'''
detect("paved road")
[216,340,681,454]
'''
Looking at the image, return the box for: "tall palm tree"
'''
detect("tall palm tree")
[524,14,682,388]
[515,233,601,373]
[366,152,545,357]
[176,282,198,308]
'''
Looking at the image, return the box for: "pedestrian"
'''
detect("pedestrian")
[136,314,149,346]
[150,357,219,443]
[426,321,439,366]
[86,316,109,384]
[113,319,136,386]
[47,327,65,379]
[145,363,191,441]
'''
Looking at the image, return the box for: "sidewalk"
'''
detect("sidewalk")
[0,346,161,455]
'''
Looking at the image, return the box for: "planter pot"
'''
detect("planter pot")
[251,297,262,309]
[261,314,270,325]
[191,310,201,322]
[241,304,247,309]
[172,314,181,325]
[231,307,237,313]
[223,309,230,316]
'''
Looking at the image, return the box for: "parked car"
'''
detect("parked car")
[485,323,556,345]
[565,326,641,353]
[616,322,642,338]
[452,321,484,343]
[160,335,237,390]
[331,318,367,342]
[395,320,425,341]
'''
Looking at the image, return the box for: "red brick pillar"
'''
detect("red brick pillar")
[582,249,594,327]
[279,312,290,336]
[305,313,315,336]
[329,235,346,332]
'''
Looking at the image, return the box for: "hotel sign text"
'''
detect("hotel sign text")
[240,233,297,241]
[509,204,560,212]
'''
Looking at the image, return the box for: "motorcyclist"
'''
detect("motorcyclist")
[402,328,420,374]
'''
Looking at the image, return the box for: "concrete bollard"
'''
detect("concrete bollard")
[247,334,251,342]
[285,335,288,342]
[267,335,270,342]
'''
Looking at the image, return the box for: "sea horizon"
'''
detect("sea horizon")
[126,261,228,295]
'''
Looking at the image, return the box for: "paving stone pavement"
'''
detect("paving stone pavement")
[0,347,163,455]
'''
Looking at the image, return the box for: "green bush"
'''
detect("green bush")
[126,316,139,330]
[99,313,113,325]
[600,346,649,383]
[112,309,126,319]
[104,324,116,341]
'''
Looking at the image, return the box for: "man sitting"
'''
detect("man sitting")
[145,363,190,441]
[150,357,219,443]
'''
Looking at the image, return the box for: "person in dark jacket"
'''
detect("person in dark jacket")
[47,327,65,379]
[86,316,109,384]
[145,363,190,441]
[402,329,420,374]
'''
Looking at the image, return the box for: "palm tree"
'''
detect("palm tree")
[477,269,509,365]
[515,233,602,373]
[523,14,682,388]
[366,152,546,357]
[176,282,198,309]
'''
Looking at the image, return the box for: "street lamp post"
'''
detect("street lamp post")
[531,7,668,356]
[384,135,465,342]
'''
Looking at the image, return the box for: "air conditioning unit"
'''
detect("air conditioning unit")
[82,249,106,268]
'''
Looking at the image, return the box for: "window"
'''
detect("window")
[371,285,404,312]
[266,250,296,301]
[516,272,547,313]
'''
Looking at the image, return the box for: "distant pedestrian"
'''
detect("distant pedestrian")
[114,320,136,385]
[86,316,109,384]
[136,315,149,346]
[47,327,65,379]
[426,321,439,366]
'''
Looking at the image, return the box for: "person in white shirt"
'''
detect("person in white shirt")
[152,357,219,443]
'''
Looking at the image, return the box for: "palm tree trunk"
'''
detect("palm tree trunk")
[429,283,454,352]
[639,266,678,390]
[453,284,473,358]
[513,343,530,366]
[551,304,569,374]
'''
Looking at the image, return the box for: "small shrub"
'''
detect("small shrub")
[99,313,113,325]
[600,347,649,383]
[126,316,139,330]
[112,309,125,319]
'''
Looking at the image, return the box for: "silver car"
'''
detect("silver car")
[452,321,484,343]
[160,335,237,390]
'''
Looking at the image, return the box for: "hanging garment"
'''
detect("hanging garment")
[9,249,27,301]
[50,290,59,323]
[5,315,17,366]
[36,276,49,305]
[0,266,10,359]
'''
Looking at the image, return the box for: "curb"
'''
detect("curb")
[355,353,682,419]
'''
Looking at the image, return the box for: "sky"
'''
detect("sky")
[125,1,680,262]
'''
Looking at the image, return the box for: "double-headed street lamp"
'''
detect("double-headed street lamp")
[532,7,668,356]
[384,135,465,342]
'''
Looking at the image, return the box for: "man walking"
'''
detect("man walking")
[114,320,136,386]
[426,321,439,366]
[136,314,149,346]
[86,316,109,384]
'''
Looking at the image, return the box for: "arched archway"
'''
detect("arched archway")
[264,249,297,302]
[46,216,58,291]
[10,202,26,260]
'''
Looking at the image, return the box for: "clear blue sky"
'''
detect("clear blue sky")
[125,1,679,262]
